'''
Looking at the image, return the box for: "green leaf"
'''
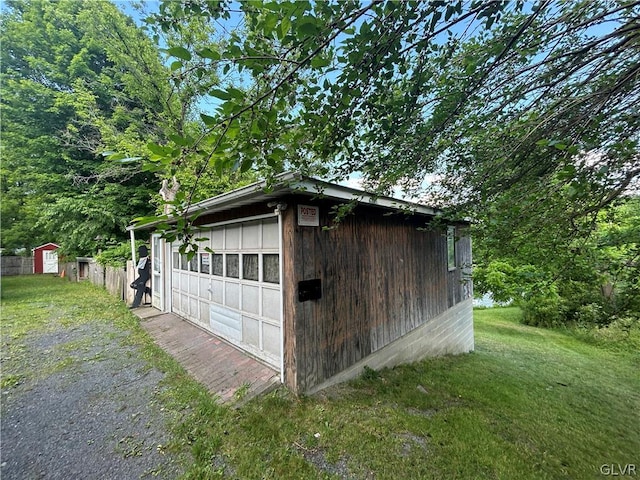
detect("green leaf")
[278,16,291,40]
[430,11,442,32]
[359,20,371,35]
[105,152,126,161]
[226,123,240,138]
[270,147,285,160]
[169,134,190,146]
[240,158,253,173]
[566,185,578,199]
[547,140,568,150]
[251,120,263,136]
[197,47,221,60]
[311,55,331,68]
[557,165,576,181]
[141,161,164,173]
[445,4,455,21]
[262,12,279,36]
[297,19,319,37]
[167,46,192,61]
[227,87,245,99]
[200,113,217,127]
[214,157,227,176]
[567,145,579,155]
[170,60,183,71]
[118,156,142,163]
[209,88,233,100]
[133,215,162,226]
[147,143,169,155]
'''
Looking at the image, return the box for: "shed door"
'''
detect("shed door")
[171,217,281,367]
[151,234,164,310]
[43,250,58,273]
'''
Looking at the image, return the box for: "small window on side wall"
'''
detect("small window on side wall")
[447,226,456,270]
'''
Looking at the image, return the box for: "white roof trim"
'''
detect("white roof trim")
[129,172,441,231]
[33,242,60,250]
[186,172,440,216]
[287,176,439,217]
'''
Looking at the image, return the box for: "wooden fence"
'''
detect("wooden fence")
[1,256,34,276]
[61,258,136,305]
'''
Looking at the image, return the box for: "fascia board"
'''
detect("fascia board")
[128,172,455,231]
[288,178,440,217]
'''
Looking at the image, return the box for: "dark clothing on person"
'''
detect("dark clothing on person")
[130,246,150,308]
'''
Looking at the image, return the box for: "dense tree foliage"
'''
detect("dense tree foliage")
[475,196,640,326]
[0,0,168,255]
[147,0,638,205]
[145,0,638,325]
[0,0,253,257]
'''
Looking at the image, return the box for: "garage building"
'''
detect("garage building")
[133,173,474,394]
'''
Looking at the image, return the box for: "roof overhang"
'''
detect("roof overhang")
[128,172,442,232]
[33,242,60,250]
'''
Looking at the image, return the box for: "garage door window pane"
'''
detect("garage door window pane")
[263,254,279,284]
[180,254,189,271]
[200,253,210,274]
[243,254,258,281]
[226,254,239,278]
[212,254,223,276]
[173,252,180,270]
[189,255,198,272]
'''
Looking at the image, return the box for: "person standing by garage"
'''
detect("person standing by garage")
[130,245,151,308]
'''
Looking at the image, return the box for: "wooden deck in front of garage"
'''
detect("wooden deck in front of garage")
[132,307,280,405]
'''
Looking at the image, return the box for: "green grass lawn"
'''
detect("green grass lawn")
[2,276,638,479]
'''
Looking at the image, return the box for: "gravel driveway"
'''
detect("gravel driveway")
[1,320,184,479]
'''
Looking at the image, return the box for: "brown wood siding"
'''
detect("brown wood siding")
[281,206,298,391]
[282,198,472,392]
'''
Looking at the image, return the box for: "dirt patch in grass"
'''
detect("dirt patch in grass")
[293,441,360,480]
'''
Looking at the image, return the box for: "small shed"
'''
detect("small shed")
[33,243,60,274]
[132,173,473,394]
[76,257,92,281]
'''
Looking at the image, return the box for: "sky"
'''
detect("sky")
[114,0,158,26]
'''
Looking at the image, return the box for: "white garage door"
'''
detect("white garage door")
[171,217,281,367]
